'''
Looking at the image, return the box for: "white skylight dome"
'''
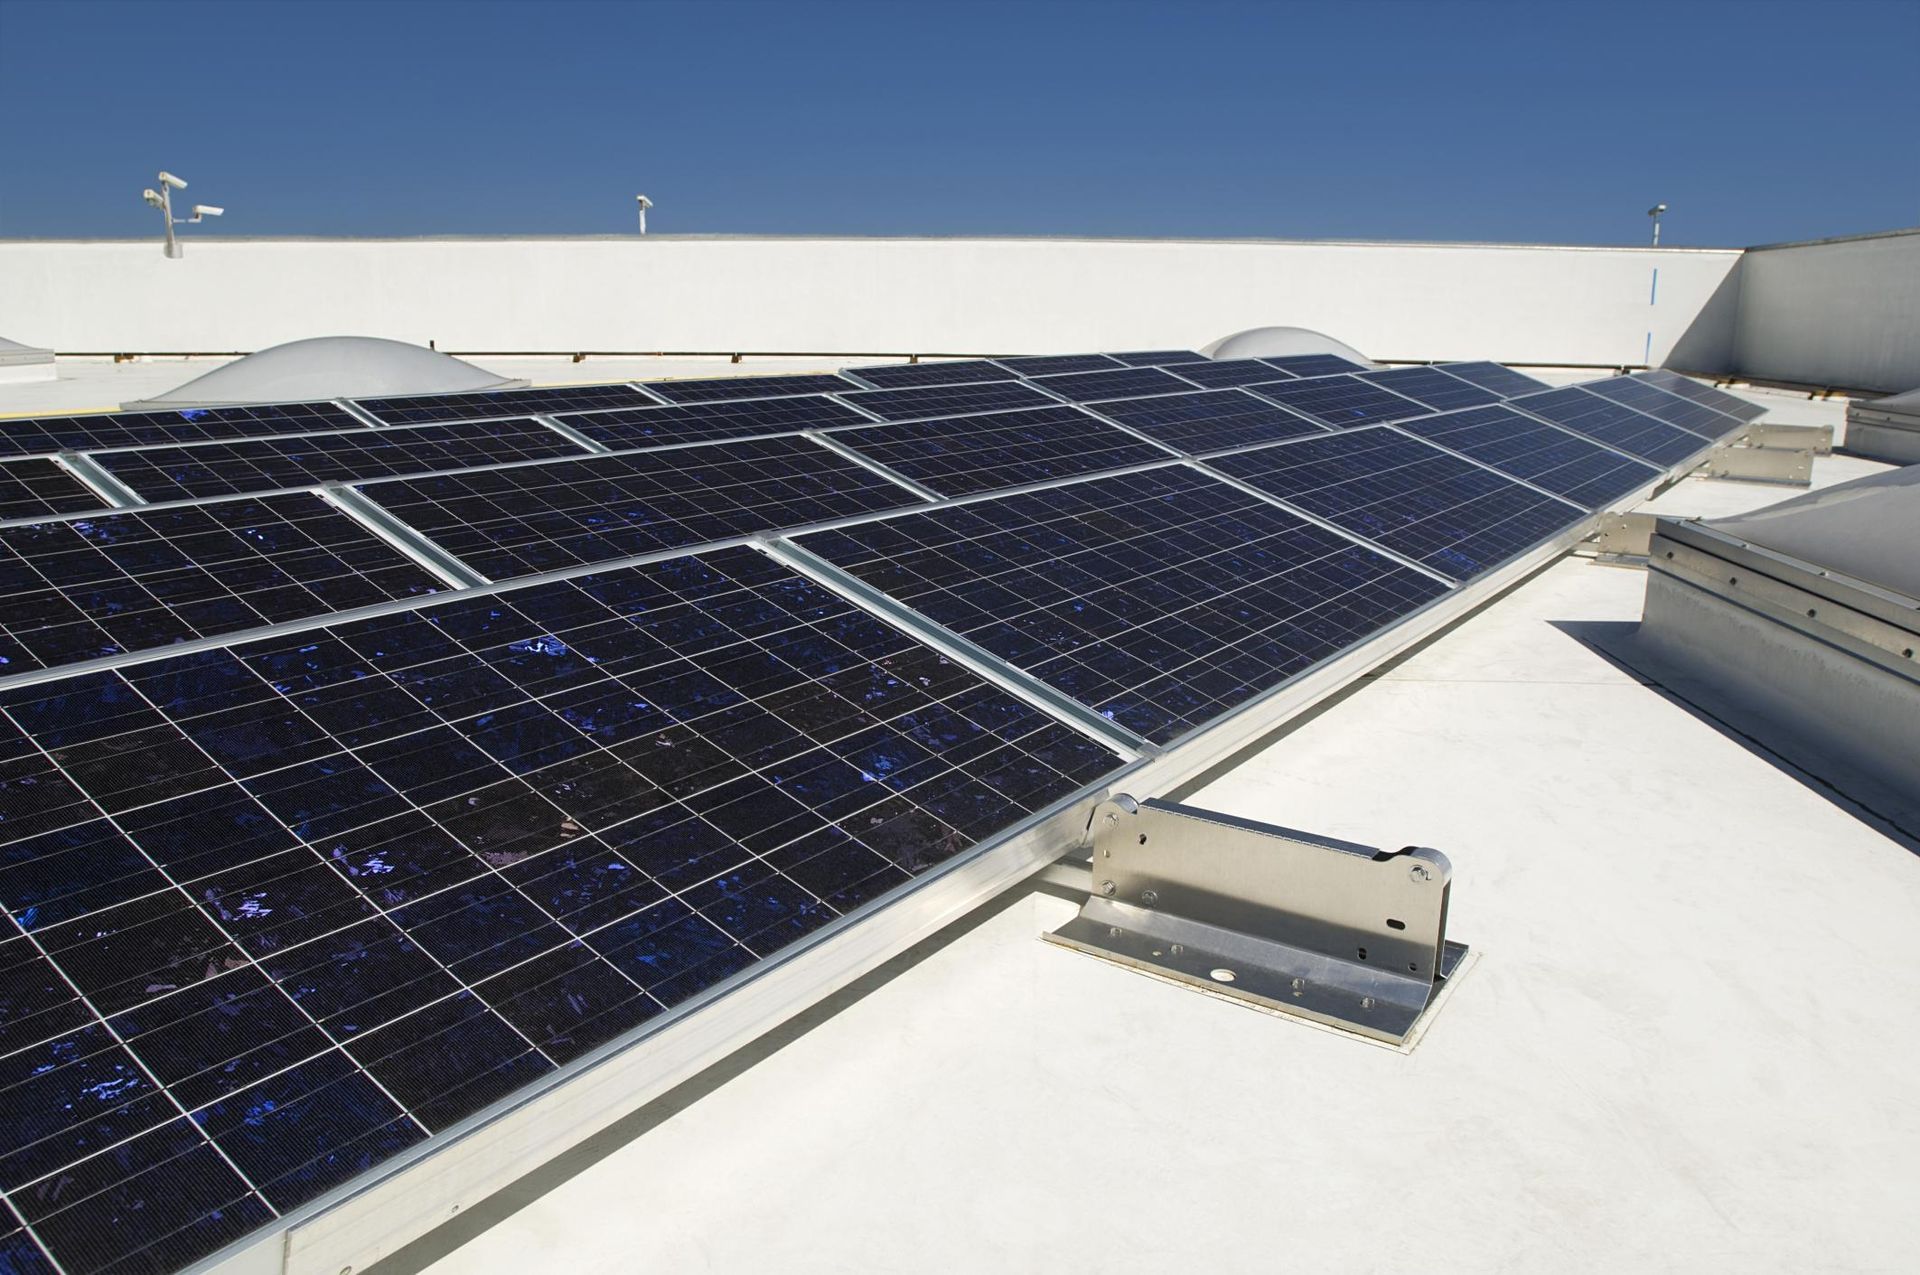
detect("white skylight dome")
[1202,325,1371,364]
[122,335,526,408]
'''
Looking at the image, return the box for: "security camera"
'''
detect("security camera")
[158,171,188,190]
[143,189,163,207]
[190,205,224,220]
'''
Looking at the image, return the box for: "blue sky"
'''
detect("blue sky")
[1,0,1913,246]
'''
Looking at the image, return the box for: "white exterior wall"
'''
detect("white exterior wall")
[1731,230,1920,394]
[0,236,1738,369]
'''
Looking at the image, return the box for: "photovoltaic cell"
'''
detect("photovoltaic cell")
[1168,359,1308,390]
[0,494,444,677]
[640,374,854,405]
[1107,350,1210,367]
[0,460,105,522]
[0,544,1122,1275]
[1395,405,1663,509]
[355,435,922,581]
[352,384,657,425]
[1258,354,1368,377]
[1439,361,1552,397]
[823,405,1170,498]
[835,380,1059,423]
[841,360,1017,389]
[1509,386,1708,466]
[553,395,870,450]
[1580,375,1739,438]
[0,402,364,458]
[1085,390,1327,455]
[1246,375,1433,428]
[1210,427,1584,581]
[1635,369,1765,422]
[990,354,1125,377]
[797,467,1450,745]
[92,418,587,503]
[1357,366,1504,412]
[1025,366,1196,403]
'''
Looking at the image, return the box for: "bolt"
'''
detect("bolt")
[1169,944,1184,955]
[1361,997,1375,1011]
[1291,977,1304,990]
[1108,926,1123,938]
[1101,880,1116,897]
[1141,890,1158,906]
[1409,865,1431,883]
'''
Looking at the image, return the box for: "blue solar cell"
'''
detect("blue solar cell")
[1084,389,1326,455]
[1635,369,1765,422]
[836,380,1059,422]
[842,360,1017,389]
[1210,427,1585,580]
[1258,354,1368,377]
[824,405,1169,497]
[1358,366,1505,412]
[353,383,655,425]
[1580,375,1741,438]
[1027,366,1196,403]
[990,353,1126,377]
[1167,359,1303,390]
[1107,350,1210,367]
[1396,405,1664,509]
[797,467,1451,745]
[1246,374,1433,427]
[553,395,869,448]
[1437,361,1552,397]
[641,374,855,404]
[0,402,364,458]
[0,460,106,522]
[354,434,923,580]
[1509,386,1709,465]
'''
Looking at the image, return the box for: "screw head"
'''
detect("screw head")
[1140,890,1158,906]
[1409,865,1432,883]
[1100,880,1116,896]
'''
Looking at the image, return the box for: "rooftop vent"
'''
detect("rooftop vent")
[121,335,526,409]
[1845,385,1920,465]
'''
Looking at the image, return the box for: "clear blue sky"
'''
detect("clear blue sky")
[1,0,1913,247]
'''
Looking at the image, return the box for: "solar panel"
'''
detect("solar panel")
[0,494,445,677]
[841,360,1017,389]
[0,459,106,522]
[354,435,922,581]
[1258,354,1368,377]
[1210,427,1584,581]
[1085,390,1327,455]
[0,402,364,458]
[553,395,870,449]
[1508,386,1708,466]
[640,374,854,404]
[823,405,1170,498]
[1580,375,1739,438]
[835,380,1059,423]
[1025,366,1197,403]
[1438,361,1552,397]
[1635,368,1766,422]
[990,354,1125,377]
[1107,350,1210,367]
[92,418,587,503]
[1167,359,1308,390]
[1395,405,1664,509]
[0,544,1123,1275]
[353,384,657,426]
[796,467,1450,745]
[1358,366,1505,412]
[1245,374,1433,427]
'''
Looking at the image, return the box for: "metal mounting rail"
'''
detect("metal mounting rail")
[1045,794,1467,1046]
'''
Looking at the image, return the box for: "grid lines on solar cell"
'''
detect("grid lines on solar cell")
[1580,376,1738,438]
[1395,405,1663,509]
[1107,351,1209,367]
[1359,366,1505,412]
[0,544,1122,1275]
[836,380,1058,423]
[824,405,1170,498]
[553,395,869,449]
[640,374,853,404]
[1438,361,1552,397]
[355,435,922,581]
[797,467,1451,745]
[1509,387,1707,465]
[1026,366,1198,403]
[1635,369,1765,422]
[1085,390,1327,455]
[92,418,587,503]
[0,460,105,522]
[1246,374,1433,427]
[1258,354,1367,377]
[1210,428,1584,581]
[1166,359,1305,390]
[0,402,364,458]
[352,384,656,425]
[841,360,1016,389]
[990,354,1125,377]
[0,494,444,678]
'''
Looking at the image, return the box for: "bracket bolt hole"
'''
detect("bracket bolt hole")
[1137,834,1147,845]
[1209,967,1237,984]
[1357,946,1368,961]
[1385,917,1406,930]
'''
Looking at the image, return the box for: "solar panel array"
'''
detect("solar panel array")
[1357,366,1504,412]
[1634,368,1764,422]
[1580,375,1738,437]
[0,353,1755,1274]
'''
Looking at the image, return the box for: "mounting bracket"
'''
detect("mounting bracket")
[1044,795,1467,1045]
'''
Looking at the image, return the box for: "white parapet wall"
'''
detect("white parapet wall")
[0,235,1741,369]
[1731,229,1920,394]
